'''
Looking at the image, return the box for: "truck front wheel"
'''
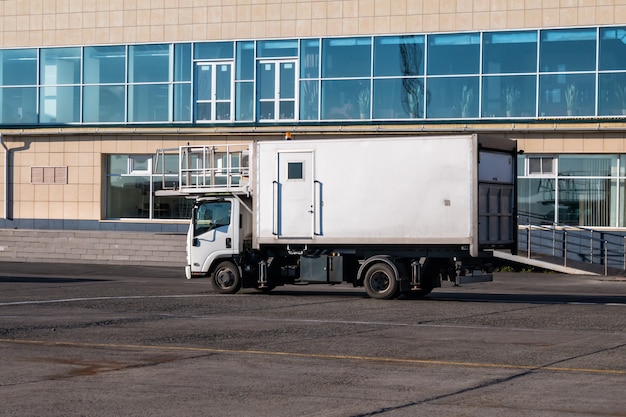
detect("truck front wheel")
[211,261,241,294]
[363,263,399,299]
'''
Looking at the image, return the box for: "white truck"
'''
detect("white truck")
[157,134,517,299]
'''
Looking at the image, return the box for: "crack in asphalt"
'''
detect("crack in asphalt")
[350,342,626,416]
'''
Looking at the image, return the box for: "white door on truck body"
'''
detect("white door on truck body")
[276,151,314,238]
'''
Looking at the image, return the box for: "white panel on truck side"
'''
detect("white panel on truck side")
[255,136,476,246]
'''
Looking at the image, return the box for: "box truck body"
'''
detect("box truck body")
[163,134,516,299]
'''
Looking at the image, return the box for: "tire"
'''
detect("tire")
[211,261,241,294]
[363,263,399,299]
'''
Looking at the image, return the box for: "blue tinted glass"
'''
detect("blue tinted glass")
[194,41,233,60]
[300,39,320,78]
[41,47,81,84]
[540,28,596,72]
[322,37,372,78]
[129,44,170,83]
[558,155,615,176]
[196,65,212,101]
[426,76,479,118]
[539,73,595,117]
[215,64,232,100]
[235,82,253,120]
[599,27,626,70]
[427,33,480,75]
[0,49,37,85]
[0,87,37,123]
[175,43,192,81]
[174,83,191,121]
[257,39,298,57]
[373,78,425,119]
[236,41,254,80]
[83,85,125,122]
[482,75,536,118]
[300,80,319,120]
[321,79,367,119]
[40,86,80,123]
[598,72,626,116]
[128,84,170,122]
[483,31,538,74]
[84,45,126,84]
[374,35,424,76]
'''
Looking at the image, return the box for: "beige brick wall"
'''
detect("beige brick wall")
[2,0,626,48]
[2,134,256,221]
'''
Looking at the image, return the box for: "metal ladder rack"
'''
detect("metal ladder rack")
[154,143,252,195]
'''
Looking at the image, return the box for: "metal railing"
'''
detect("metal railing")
[154,144,252,195]
[518,215,626,275]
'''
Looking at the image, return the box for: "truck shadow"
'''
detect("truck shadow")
[246,288,626,305]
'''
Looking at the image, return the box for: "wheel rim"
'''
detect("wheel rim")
[370,271,391,293]
[215,268,235,289]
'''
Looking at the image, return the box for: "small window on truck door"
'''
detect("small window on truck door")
[287,161,303,180]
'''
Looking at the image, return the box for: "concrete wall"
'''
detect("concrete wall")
[0,229,187,267]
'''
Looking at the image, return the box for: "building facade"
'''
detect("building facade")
[2,1,626,263]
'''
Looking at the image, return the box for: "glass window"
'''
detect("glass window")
[194,41,233,60]
[174,83,191,121]
[287,162,303,179]
[539,73,595,117]
[374,35,424,77]
[236,41,254,80]
[195,62,232,122]
[106,174,151,219]
[373,77,425,119]
[300,39,320,79]
[598,72,626,116]
[300,80,319,120]
[41,47,81,85]
[426,76,479,118]
[0,49,37,85]
[128,44,170,83]
[558,155,615,176]
[257,39,298,58]
[84,46,126,84]
[483,31,537,74]
[322,37,372,78]
[482,75,536,118]
[128,84,169,122]
[539,28,596,72]
[105,154,190,220]
[599,27,626,71]
[527,156,554,175]
[518,178,556,223]
[40,86,80,123]
[427,33,480,75]
[559,178,612,226]
[235,81,254,120]
[321,79,369,120]
[194,201,232,236]
[83,85,125,123]
[174,43,192,82]
[0,87,37,123]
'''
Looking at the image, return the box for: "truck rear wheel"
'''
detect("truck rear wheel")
[211,261,241,294]
[363,263,399,299]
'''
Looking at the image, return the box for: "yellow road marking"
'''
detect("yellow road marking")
[2,338,625,376]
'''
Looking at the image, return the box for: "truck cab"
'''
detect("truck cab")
[186,196,252,282]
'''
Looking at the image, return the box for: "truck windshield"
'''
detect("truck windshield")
[194,201,231,236]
